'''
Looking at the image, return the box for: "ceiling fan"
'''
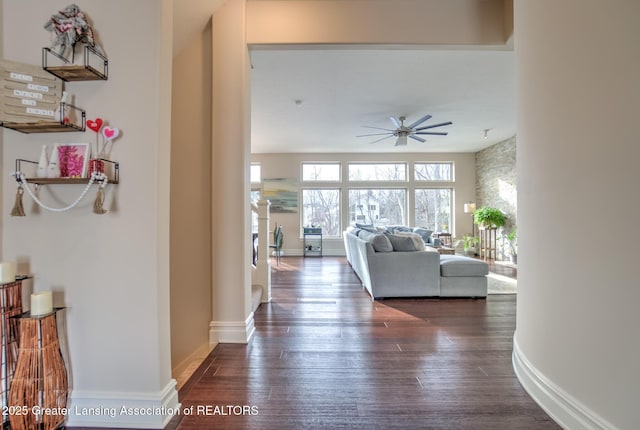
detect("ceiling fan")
[357,114,452,146]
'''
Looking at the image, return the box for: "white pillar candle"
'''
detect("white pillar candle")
[31,291,53,316]
[0,261,17,284]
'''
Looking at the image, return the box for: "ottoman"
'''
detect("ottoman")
[439,255,489,297]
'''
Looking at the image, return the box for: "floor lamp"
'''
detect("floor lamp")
[464,202,476,237]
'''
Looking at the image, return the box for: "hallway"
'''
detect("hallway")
[171,257,556,429]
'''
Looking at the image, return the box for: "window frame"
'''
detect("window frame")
[300,187,342,238]
[413,162,454,182]
[347,162,408,183]
[301,162,342,182]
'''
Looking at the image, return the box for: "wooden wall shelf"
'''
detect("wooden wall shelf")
[42,46,108,81]
[0,120,84,133]
[25,177,119,185]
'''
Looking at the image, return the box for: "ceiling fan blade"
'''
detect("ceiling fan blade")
[409,135,426,143]
[415,131,448,136]
[356,132,394,137]
[415,121,453,131]
[361,125,396,132]
[369,135,394,144]
[407,114,432,129]
[389,116,401,129]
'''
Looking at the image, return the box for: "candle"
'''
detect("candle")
[0,261,17,284]
[31,291,53,316]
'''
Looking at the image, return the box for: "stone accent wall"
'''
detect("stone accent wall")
[475,136,517,260]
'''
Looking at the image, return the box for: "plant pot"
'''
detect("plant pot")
[509,254,517,264]
[464,247,476,256]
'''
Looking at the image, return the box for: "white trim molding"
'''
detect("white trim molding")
[66,379,180,428]
[209,312,255,344]
[512,335,618,430]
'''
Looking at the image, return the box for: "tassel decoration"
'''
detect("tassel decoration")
[11,186,26,217]
[93,186,107,214]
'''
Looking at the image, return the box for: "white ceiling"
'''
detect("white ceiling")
[250,47,515,154]
[170,1,516,155]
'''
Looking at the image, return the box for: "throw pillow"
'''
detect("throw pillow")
[395,231,426,251]
[412,227,433,244]
[359,231,393,252]
[385,233,419,252]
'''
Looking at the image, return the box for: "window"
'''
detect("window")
[349,189,406,227]
[348,163,407,181]
[414,188,452,232]
[301,189,341,236]
[302,163,340,181]
[414,162,453,181]
[250,163,261,183]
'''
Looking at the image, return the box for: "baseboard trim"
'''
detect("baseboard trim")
[512,334,617,430]
[66,379,180,429]
[209,312,255,344]
[172,341,214,380]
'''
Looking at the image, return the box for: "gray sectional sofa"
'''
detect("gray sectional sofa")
[344,226,488,299]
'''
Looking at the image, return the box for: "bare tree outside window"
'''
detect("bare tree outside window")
[302,189,340,236]
[415,188,452,232]
[348,163,407,181]
[414,163,453,181]
[302,163,341,181]
[349,189,406,226]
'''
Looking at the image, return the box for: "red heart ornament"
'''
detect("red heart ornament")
[87,118,103,133]
[102,126,120,141]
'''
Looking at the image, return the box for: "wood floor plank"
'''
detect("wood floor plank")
[169,257,558,430]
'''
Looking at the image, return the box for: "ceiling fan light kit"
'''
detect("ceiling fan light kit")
[357,114,452,146]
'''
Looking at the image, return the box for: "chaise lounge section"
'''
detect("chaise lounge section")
[344,227,488,299]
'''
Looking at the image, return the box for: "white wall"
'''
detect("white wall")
[170,12,213,378]
[252,152,476,255]
[1,1,177,427]
[513,1,640,429]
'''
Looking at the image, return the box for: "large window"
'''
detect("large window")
[348,163,407,181]
[349,189,406,227]
[301,189,341,236]
[302,163,341,181]
[250,163,261,183]
[414,188,452,232]
[414,162,453,181]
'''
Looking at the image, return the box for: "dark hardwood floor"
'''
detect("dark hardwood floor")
[172,256,556,429]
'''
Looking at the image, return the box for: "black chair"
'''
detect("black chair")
[269,225,283,266]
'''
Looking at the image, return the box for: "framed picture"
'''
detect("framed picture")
[263,178,299,213]
[57,143,90,178]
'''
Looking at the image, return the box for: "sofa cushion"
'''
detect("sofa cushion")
[393,231,426,251]
[412,227,433,244]
[355,223,378,233]
[439,255,489,277]
[358,231,393,253]
[385,233,420,252]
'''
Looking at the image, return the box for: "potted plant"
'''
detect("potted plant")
[473,207,506,229]
[502,229,517,263]
[462,234,479,256]
[272,223,284,257]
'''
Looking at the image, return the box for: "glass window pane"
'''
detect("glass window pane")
[348,163,406,181]
[250,164,261,183]
[414,163,453,181]
[302,163,341,181]
[349,189,406,227]
[414,188,452,232]
[302,189,341,236]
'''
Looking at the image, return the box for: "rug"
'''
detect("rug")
[487,273,517,294]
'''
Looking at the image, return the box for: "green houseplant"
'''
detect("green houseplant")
[502,229,517,263]
[473,207,506,229]
[462,234,479,256]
